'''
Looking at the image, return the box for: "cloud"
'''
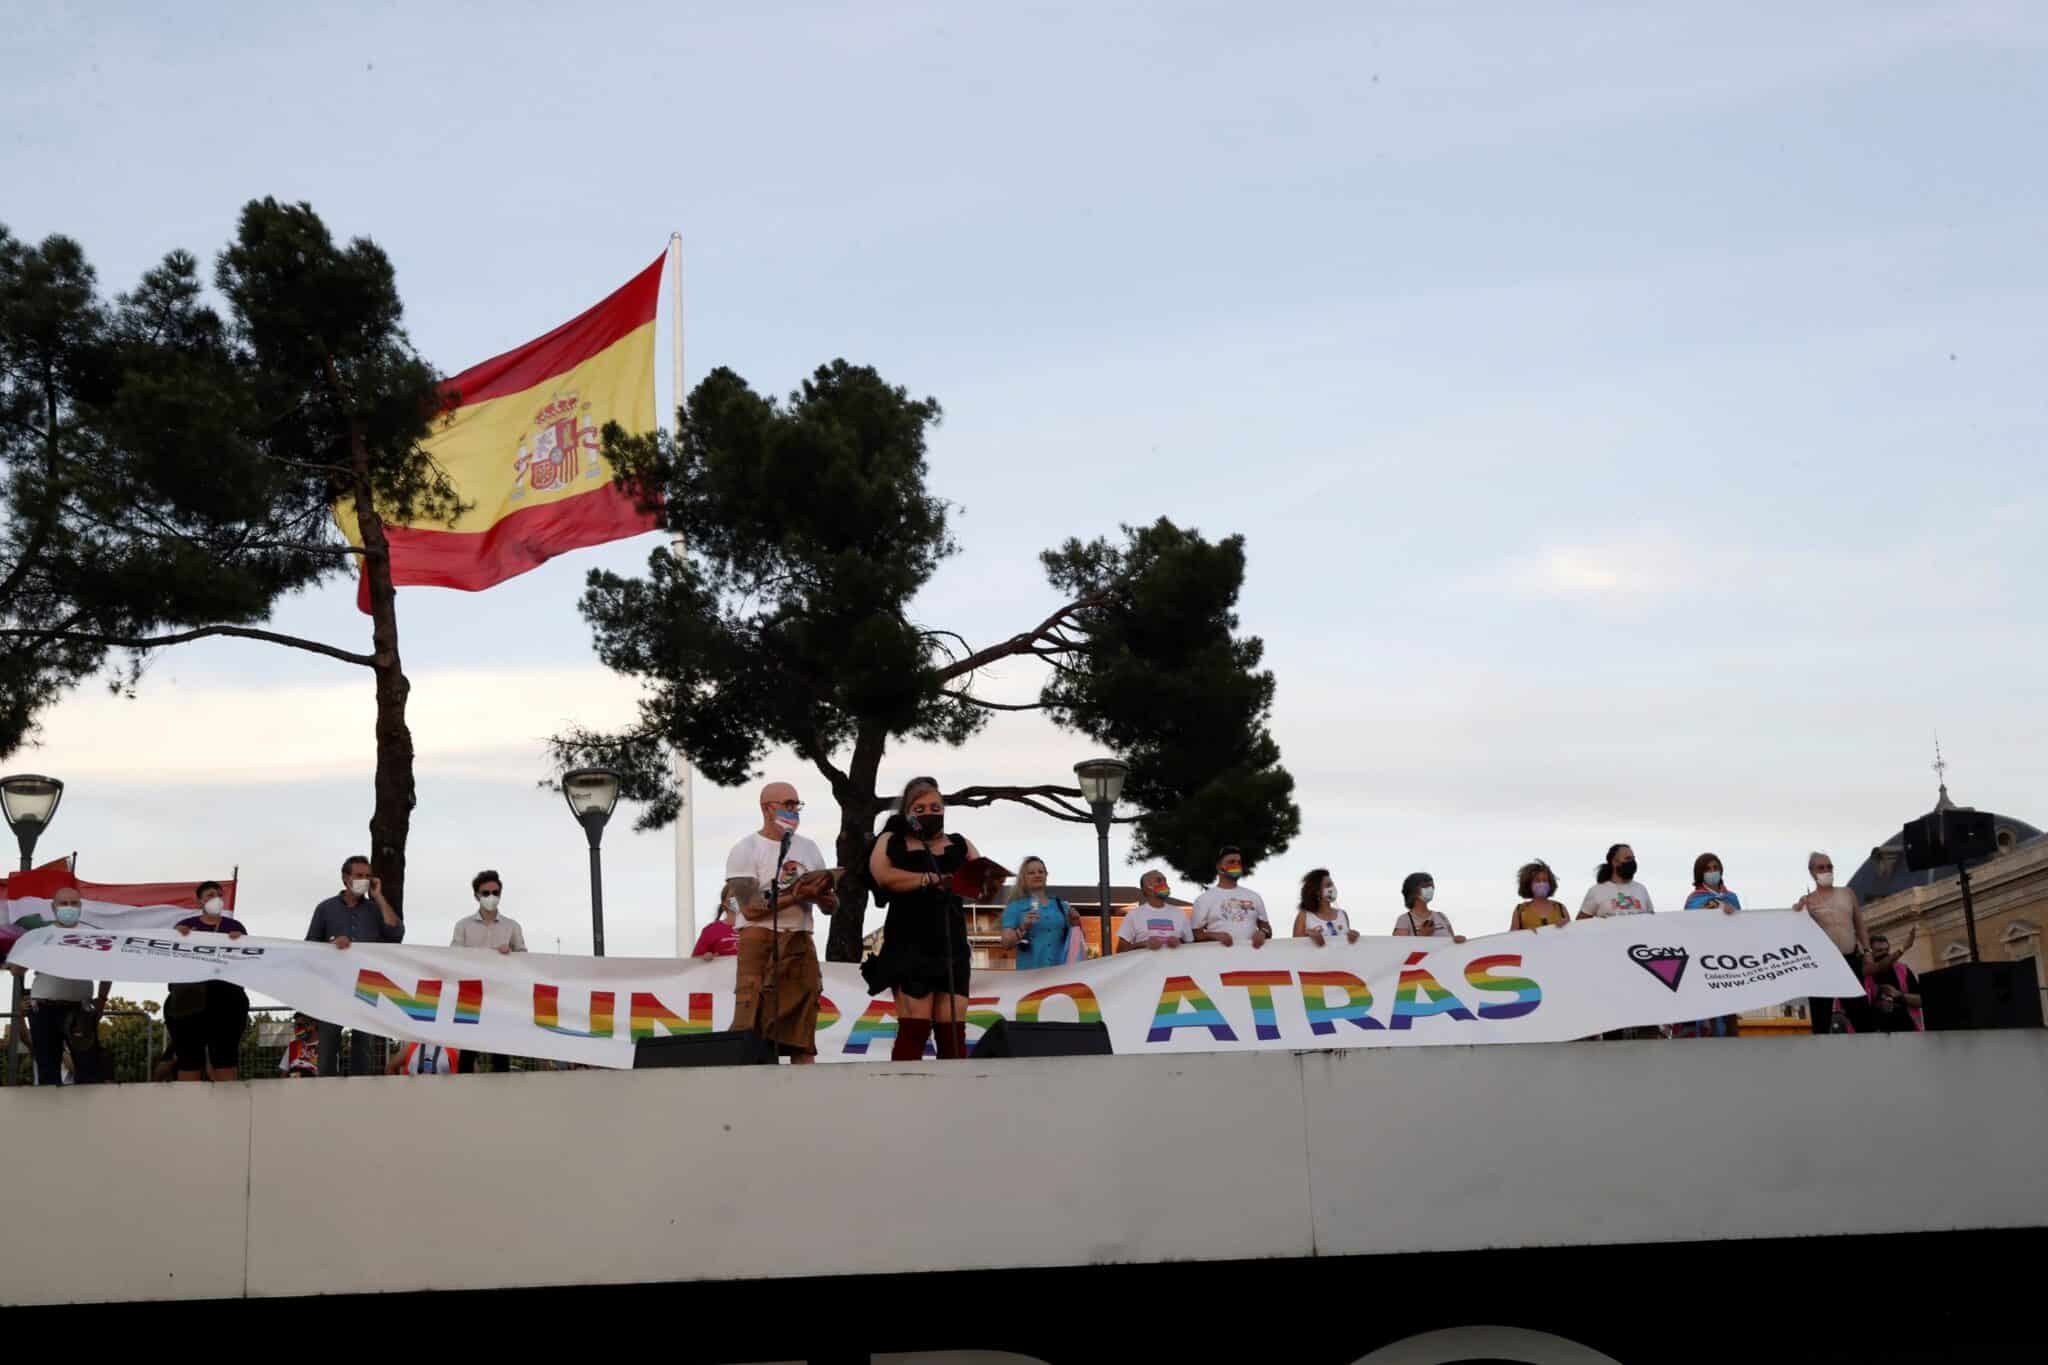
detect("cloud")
[25,666,651,783]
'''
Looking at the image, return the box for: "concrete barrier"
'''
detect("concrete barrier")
[3,1030,2043,1307]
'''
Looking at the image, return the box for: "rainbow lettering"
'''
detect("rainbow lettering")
[1013,982,1102,1024]
[533,984,616,1038]
[454,979,483,1025]
[1297,969,1384,1036]
[1463,954,1542,1020]
[816,995,840,1032]
[629,990,713,1041]
[1391,951,1475,1030]
[1147,975,1237,1044]
[1220,970,1293,1041]
[353,970,443,1023]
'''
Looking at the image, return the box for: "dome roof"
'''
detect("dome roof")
[1848,785,2045,904]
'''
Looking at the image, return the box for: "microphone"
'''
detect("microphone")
[774,827,794,915]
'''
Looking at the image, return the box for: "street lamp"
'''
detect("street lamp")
[1073,757,1128,955]
[2,773,63,1086]
[1,774,64,873]
[562,767,622,957]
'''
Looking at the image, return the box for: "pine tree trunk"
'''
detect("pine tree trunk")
[345,423,414,916]
[823,730,886,963]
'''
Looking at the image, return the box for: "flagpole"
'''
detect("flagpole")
[667,232,697,958]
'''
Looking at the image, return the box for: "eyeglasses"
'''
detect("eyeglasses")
[1812,863,1833,872]
[767,800,803,813]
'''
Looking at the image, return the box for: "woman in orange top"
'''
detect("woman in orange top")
[1508,860,1568,932]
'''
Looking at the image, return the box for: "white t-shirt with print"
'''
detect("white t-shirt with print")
[1118,902,1193,947]
[725,830,830,934]
[1191,885,1270,945]
[1301,908,1352,942]
[1578,880,1655,919]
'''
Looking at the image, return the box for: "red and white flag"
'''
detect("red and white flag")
[3,857,237,932]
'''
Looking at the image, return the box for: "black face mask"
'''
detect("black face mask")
[910,812,944,839]
[1616,859,1639,881]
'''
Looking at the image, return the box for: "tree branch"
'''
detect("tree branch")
[0,623,374,667]
[934,592,1104,684]
[940,690,1046,712]
[940,783,1139,824]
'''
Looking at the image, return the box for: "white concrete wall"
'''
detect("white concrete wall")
[3,1030,2044,1307]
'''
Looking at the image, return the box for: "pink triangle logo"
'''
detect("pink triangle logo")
[1629,945,1689,992]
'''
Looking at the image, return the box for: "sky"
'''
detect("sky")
[5,1,2047,990]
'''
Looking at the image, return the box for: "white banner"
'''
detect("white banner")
[7,911,1858,1068]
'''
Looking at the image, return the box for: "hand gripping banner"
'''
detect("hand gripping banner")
[8,912,1860,1068]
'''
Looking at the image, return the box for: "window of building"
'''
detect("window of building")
[2002,920,2039,962]
[1942,942,1972,965]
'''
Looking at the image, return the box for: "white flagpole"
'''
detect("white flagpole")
[667,232,697,957]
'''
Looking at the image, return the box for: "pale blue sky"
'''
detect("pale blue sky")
[7,2,2046,962]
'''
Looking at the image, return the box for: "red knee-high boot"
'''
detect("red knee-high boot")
[892,1019,933,1061]
[936,1022,968,1060]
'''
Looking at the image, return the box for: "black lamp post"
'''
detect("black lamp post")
[3,773,64,1085]
[562,767,622,957]
[1072,758,1128,955]
[1,774,63,874]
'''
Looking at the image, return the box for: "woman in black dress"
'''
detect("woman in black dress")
[861,776,982,1060]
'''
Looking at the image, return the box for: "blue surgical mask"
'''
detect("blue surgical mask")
[55,903,82,927]
[1420,886,1435,905]
[1703,870,1722,888]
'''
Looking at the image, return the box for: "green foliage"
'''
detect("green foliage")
[558,359,1301,892]
[1041,518,1300,880]
[0,201,457,758]
[553,361,979,823]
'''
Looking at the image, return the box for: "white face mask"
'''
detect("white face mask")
[1420,886,1435,905]
[1323,885,1338,904]
[478,894,500,912]
[1702,870,1722,888]
[1814,871,1834,889]
[203,896,226,914]
[349,878,370,897]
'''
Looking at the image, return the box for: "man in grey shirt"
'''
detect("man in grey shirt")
[305,853,404,1075]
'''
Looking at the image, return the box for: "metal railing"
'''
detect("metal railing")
[0,1006,567,1085]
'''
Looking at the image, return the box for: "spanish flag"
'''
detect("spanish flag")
[337,252,665,606]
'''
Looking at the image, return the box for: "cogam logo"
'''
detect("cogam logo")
[1628,943,1689,992]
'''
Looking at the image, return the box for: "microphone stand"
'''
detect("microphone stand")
[917,830,963,1060]
[755,826,795,1059]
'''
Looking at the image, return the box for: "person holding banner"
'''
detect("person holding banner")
[1117,871,1192,951]
[1577,844,1654,920]
[725,781,837,1064]
[1294,869,1358,945]
[1393,872,1465,942]
[6,883,109,1086]
[1192,847,1272,948]
[305,855,405,1076]
[1509,861,1569,931]
[862,777,983,1060]
[452,870,523,1074]
[1795,851,1871,1035]
[1672,854,1741,1039]
[171,882,251,1081]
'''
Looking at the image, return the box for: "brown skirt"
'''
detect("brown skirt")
[734,929,823,1055]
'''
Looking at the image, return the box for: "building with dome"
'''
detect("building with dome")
[1852,779,2046,1014]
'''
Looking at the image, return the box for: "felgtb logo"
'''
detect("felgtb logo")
[59,934,116,952]
[1628,943,1689,992]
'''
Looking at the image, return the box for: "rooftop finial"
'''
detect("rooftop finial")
[1933,733,1950,800]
